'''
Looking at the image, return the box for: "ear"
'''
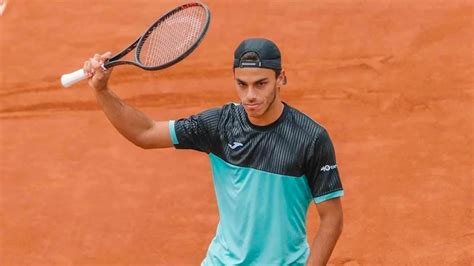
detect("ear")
[278,69,287,86]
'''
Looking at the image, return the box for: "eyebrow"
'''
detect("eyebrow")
[236,78,269,85]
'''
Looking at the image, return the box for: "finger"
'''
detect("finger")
[93,53,102,65]
[98,52,113,73]
[83,60,93,78]
[89,57,100,69]
[100,51,112,61]
[83,60,89,72]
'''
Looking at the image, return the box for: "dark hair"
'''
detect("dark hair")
[237,52,282,78]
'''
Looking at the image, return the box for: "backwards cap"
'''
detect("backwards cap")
[233,38,282,70]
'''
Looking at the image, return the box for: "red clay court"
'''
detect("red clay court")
[1,0,472,265]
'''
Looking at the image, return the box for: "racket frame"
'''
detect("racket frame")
[103,2,211,70]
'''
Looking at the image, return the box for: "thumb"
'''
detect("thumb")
[99,51,113,75]
[100,51,112,63]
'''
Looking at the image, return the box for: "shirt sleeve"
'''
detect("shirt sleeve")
[168,107,221,153]
[305,129,344,204]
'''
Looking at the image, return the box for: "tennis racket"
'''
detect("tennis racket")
[61,2,211,88]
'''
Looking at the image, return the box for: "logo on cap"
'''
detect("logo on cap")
[240,61,262,67]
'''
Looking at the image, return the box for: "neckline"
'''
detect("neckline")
[243,102,289,131]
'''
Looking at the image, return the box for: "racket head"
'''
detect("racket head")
[135,2,211,70]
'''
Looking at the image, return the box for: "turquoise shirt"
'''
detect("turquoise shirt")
[170,103,344,265]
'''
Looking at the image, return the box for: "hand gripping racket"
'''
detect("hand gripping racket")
[61,2,211,88]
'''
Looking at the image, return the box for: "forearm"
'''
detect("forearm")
[95,88,156,147]
[308,220,343,266]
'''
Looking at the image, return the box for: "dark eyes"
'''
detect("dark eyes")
[237,81,267,87]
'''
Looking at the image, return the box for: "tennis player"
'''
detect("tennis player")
[84,38,344,266]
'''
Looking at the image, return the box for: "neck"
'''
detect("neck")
[248,100,285,126]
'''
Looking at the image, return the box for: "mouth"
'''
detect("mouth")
[244,103,261,110]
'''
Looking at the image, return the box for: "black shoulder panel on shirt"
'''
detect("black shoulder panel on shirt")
[174,102,344,197]
[211,103,327,177]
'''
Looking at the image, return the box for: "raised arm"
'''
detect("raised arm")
[84,52,173,149]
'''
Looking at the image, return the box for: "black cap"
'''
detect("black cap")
[233,38,282,70]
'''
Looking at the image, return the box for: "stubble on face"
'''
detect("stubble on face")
[246,83,278,119]
[234,67,284,125]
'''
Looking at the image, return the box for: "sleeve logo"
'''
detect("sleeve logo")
[320,164,337,172]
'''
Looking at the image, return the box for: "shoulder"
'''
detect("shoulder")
[215,102,245,120]
[195,103,242,127]
[203,102,240,114]
[285,103,328,140]
[195,103,236,121]
[220,102,242,113]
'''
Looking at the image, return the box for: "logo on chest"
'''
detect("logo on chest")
[228,142,244,150]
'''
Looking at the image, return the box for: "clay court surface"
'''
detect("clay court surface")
[1,0,473,265]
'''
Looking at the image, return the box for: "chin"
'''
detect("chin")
[245,108,265,118]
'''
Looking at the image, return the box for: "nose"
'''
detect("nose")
[246,87,257,102]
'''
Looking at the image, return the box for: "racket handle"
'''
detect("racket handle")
[61,68,87,88]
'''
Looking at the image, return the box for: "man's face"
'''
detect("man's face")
[234,67,282,118]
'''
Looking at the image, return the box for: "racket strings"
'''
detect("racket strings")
[140,6,207,67]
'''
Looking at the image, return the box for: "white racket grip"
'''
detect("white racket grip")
[61,68,87,88]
